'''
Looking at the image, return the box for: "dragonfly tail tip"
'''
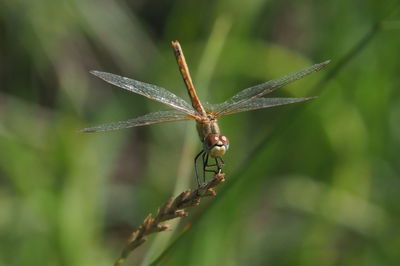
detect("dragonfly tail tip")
[171,40,181,50]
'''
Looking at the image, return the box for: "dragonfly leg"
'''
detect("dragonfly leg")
[203,152,210,183]
[218,156,225,167]
[197,153,225,185]
[194,150,204,187]
[204,160,218,167]
[215,157,224,172]
[203,155,224,179]
[206,157,224,168]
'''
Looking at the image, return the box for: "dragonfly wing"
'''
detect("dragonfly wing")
[90,71,196,116]
[208,97,316,116]
[80,110,193,132]
[214,60,330,115]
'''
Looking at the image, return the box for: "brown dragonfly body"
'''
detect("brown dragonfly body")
[82,41,329,186]
[171,41,229,167]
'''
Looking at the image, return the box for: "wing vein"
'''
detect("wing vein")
[90,71,196,116]
[81,110,192,132]
[214,61,330,115]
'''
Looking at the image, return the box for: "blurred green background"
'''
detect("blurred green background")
[1,0,400,265]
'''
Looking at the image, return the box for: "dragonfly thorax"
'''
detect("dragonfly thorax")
[196,119,220,140]
[204,134,230,158]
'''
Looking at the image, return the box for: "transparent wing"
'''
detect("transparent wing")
[80,110,193,132]
[205,97,315,116]
[90,71,196,116]
[214,60,330,115]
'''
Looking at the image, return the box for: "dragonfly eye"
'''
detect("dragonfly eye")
[204,134,230,157]
[219,135,229,148]
[204,134,230,147]
[204,134,218,148]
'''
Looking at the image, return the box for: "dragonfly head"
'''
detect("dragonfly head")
[204,134,230,157]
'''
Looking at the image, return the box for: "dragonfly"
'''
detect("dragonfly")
[81,41,330,186]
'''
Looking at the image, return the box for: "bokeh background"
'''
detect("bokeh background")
[1,0,400,265]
